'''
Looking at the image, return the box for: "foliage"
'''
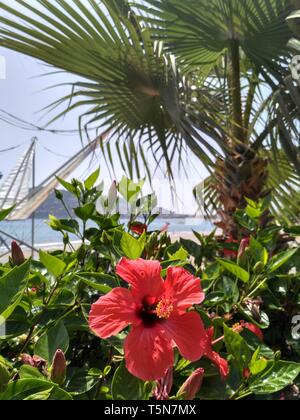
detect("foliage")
[0,173,300,400]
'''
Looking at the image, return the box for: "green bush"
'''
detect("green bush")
[0,171,300,400]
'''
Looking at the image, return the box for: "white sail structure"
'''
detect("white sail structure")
[5,134,104,221]
[0,139,36,212]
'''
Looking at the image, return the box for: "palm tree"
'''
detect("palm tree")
[138,0,300,234]
[0,0,300,235]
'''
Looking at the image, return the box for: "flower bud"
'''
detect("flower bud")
[21,354,47,371]
[50,349,66,386]
[177,368,205,400]
[243,367,251,380]
[11,241,25,266]
[153,367,173,400]
[55,189,64,201]
[21,354,35,367]
[108,180,117,201]
[237,237,250,260]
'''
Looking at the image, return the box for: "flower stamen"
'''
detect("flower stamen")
[156,299,173,320]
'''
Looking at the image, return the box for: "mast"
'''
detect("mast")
[31,138,37,258]
[0,139,36,210]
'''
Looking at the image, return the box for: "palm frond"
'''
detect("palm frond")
[139,0,295,83]
[0,0,226,177]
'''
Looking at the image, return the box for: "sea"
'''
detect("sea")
[0,217,215,252]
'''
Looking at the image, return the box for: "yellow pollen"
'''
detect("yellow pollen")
[156,299,173,319]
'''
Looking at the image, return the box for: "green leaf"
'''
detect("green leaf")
[216,259,250,283]
[249,357,268,376]
[19,365,45,380]
[217,277,239,304]
[48,215,79,234]
[0,206,14,221]
[180,238,202,263]
[0,260,31,319]
[234,210,257,231]
[24,387,54,400]
[65,368,98,395]
[56,177,78,196]
[51,288,76,307]
[248,347,268,376]
[120,232,145,260]
[39,250,66,278]
[112,362,145,400]
[249,237,268,265]
[1,307,30,339]
[118,176,144,203]
[0,379,72,400]
[168,247,188,261]
[284,226,300,236]
[250,361,300,395]
[0,363,10,392]
[76,275,112,294]
[84,168,100,190]
[241,330,274,359]
[74,203,95,221]
[224,325,251,374]
[34,321,69,363]
[267,248,298,273]
[245,204,262,219]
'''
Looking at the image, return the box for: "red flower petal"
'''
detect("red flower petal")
[130,223,147,236]
[125,324,174,381]
[89,287,139,339]
[204,350,229,380]
[163,312,207,361]
[203,329,229,379]
[243,322,264,342]
[164,267,205,312]
[116,258,164,301]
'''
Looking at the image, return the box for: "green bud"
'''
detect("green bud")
[55,189,64,201]
[143,381,154,396]
[63,233,69,247]
[103,365,111,377]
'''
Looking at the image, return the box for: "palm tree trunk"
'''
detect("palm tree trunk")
[214,144,269,238]
[214,41,269,238]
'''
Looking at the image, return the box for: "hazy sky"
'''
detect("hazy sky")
[0,2,208,214]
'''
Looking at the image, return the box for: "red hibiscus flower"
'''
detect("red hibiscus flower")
[89,258,207,381]
[130,222,147,236]
[203,327,229,379]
